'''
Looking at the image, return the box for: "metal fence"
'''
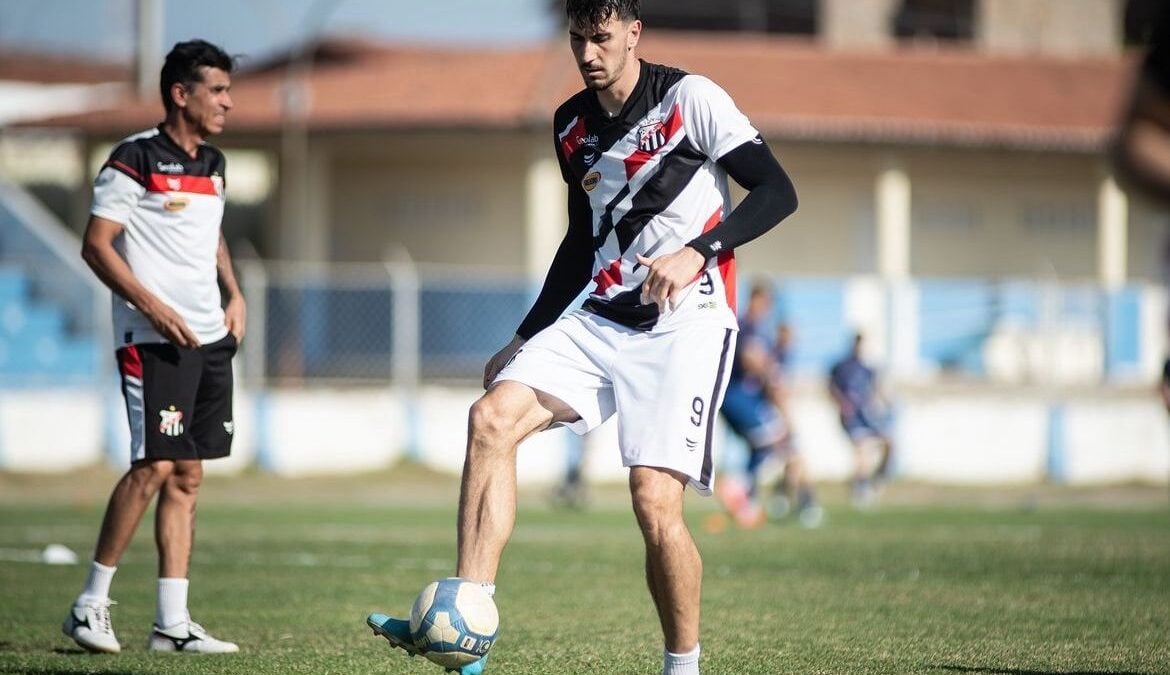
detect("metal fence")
[240,260,533,386]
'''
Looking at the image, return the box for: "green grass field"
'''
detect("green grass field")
[1,467,1167,674]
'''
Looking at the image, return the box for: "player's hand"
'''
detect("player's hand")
[143,300,200,349]
[224,294,246,343]
[483,335,526,390]
[636,247,706,313]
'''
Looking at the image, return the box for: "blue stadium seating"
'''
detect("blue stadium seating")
[0,265,100,387]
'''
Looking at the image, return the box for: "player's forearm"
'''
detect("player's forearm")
[216,234,244,301]
[687,139,797,260]
[81,238,166,316]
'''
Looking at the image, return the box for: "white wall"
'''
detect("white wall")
[2,385,1165,487]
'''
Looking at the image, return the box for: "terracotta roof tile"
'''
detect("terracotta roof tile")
[22,34,1136,151]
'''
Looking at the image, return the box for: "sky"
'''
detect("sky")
[0,0,560,63]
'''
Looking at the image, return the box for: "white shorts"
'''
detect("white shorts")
[495,310,737,495]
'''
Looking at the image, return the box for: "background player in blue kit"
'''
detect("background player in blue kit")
[367,1,797,673]
[829,333,894,508]
[63,40,243,655]
[719,284,821,528]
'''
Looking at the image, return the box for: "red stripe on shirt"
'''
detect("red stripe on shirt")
[147,174,218,195]
[591,257,623,296]
[107,160,143,183]
[559,116,588,163]
[624,104,684,179]
[699,207,737,313]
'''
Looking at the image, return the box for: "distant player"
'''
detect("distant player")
[63,40,242,654]
[1112,2,1170,204]
[366,1,798,673]
[1161,354,1170,414]
[551,438,589,509]
[828,333,893,507]
[718,284,821,528]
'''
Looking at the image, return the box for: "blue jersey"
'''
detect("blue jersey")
[829,355,875,410]
[727,317,770,396]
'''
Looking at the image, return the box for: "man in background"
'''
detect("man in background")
[718,284,821,528]
[64,39,243,655]
[829,334,893,508]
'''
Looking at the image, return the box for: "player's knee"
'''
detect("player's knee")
[168,461,203,496]
[126,459,174,495]
[630,478,685,544]
[468,395,523,447]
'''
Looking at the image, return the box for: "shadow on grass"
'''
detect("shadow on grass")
[936,665,1154,675]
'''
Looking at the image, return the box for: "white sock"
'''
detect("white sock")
[480,582,496,598]
[663,643,701,675]
[156,577,189,628]
[78,560,117,604]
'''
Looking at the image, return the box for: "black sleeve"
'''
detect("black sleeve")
[685,137,797,260]
[515,184,595,340]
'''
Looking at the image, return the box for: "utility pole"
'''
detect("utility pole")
[136,0,163,100]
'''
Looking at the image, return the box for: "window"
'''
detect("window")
[892,0,975,41]
[622,0,818,35]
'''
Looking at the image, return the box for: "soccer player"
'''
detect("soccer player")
[366,1,797,673]
[828,333,893,508]
[63,40,243,655]
[1112,2,1170,203]
[718,285,821,528]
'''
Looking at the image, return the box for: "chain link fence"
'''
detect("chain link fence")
[240,261,532,386]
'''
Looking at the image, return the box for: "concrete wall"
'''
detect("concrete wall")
[325,131,539,270]
[978,0,1122,57]
[738,143,1109,281]
[2,383,1166,486]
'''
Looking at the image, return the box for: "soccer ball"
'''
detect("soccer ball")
[409,577,498,668]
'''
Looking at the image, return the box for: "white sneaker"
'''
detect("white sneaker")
[62,598,121,654]
[148,618,239,653]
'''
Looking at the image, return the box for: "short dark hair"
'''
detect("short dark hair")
[566,0,640,32]
[159,39,234,113]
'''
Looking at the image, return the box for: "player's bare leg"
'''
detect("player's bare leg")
[93,460,175,566]
[630,466,700,653]
[155,459,202,578]
[370,381,575,672]
[457,381,574,582]
[64,460,174,654]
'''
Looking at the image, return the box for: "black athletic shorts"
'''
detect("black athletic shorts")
[115,334,237,462]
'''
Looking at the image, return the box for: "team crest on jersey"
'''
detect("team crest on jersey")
[637,120,667,152]
[159,407,184,437]
[582,171,601,192]
[164,197,189,212]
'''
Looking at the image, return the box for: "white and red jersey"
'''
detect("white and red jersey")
[91,125,228,346]
[554,60,760,333]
